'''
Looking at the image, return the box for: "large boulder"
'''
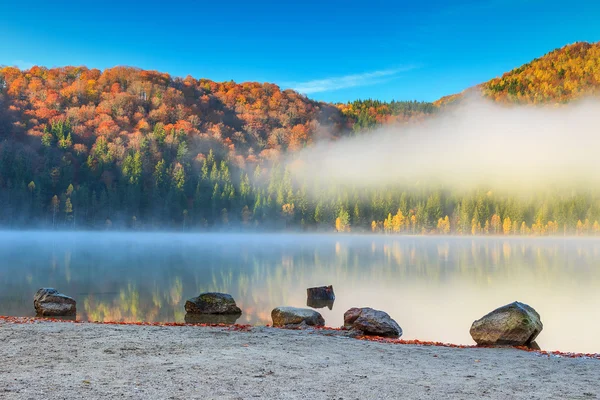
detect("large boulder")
[307,285,335,301]
[271,307,325,328]
[343,307,402,338]
[470,301,543,346]
[34,288,76,317]
[184,293,242,315]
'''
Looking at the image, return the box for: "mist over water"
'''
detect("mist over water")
[1,231,600,353]
[288,97,600,192]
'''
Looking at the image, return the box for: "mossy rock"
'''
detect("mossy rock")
[470,301,543,346]
[271,307,325,328]
[343,307,402,338]
[34,288,76,317]
[185,293,242,315]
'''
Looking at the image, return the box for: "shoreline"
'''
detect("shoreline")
[5,229,600,239]
[2,316,599,360]
[2,317,600,400]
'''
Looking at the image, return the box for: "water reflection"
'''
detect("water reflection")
[1,232,600,353]
[307,299,335,310]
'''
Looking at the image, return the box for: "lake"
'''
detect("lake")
[1,231,599,353]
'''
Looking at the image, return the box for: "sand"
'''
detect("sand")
[0,320,598,399]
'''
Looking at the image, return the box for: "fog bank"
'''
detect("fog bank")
[288,97,600,191]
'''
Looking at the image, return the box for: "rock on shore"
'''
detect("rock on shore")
[33,288,76,317]
[184,293,242,315]
[271,307,325,328]
[343,307,402,338]
[470,301,543,346]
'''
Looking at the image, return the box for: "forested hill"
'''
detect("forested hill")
[0,65,434,229]
[2,41,600,233]
[0,66,343,162]
[436,41,600,106]
[0,66,434,160]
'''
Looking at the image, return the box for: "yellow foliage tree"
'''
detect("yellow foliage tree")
[593,220,600,235]
[335,207,350,233]
[437,216,450,234]
[471,217,480,235]
[576,220,584,236]
[502,217,512,235]
[391,209,405,233]
[491,214,501,234]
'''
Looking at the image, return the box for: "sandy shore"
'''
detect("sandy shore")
[1,320,599,399]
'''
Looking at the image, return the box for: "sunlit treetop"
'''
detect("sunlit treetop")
[435,41,600,106]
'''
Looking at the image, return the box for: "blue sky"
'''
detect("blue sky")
[1,0,599,103]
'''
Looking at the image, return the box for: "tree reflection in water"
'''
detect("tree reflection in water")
[1,232,599,353]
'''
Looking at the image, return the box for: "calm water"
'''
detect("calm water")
[1,231,599,353]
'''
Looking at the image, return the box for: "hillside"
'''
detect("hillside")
[1,44,600,233]
[0,65,434,229]
[0,66,343,162]
[0,66,434,160]
[435,41,600,106]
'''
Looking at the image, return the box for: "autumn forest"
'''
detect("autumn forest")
[2,42,600,235]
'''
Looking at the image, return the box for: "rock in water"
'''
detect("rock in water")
[307,285,335,301]
[271,307,325,328]
[307,299,334,310]
[33,288,76,317]
[185,293,242,315]
[470,301,543,346]
[343,307,402,338]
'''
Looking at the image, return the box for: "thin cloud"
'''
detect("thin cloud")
[288,66,417,94]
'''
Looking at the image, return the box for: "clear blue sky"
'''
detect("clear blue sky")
[1,0,599,103]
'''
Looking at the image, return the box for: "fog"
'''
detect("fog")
[288,96,600,192]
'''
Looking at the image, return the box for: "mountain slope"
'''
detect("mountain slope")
[435,41,600,106]
[1,44,600,231]
[0,65,345,162]
[0,65,434,228]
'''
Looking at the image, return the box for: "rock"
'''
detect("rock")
[307,285,335,301]
[528,341,541,351]
[184,293,242,315]
[469,301,543,346]
[271,307,325,328]
[184,313,240,325]
[343,307,402,338]
[307,298,334,310]
[33,288,76,317]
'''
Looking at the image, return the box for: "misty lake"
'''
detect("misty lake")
[1,231,599,353]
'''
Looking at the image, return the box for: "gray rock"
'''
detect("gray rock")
[184,293,242,315]
[470,301,543,346]
[271,307,325,328]
[33,288,76,317]
[343,307,402,338]
[307,285,335,301]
